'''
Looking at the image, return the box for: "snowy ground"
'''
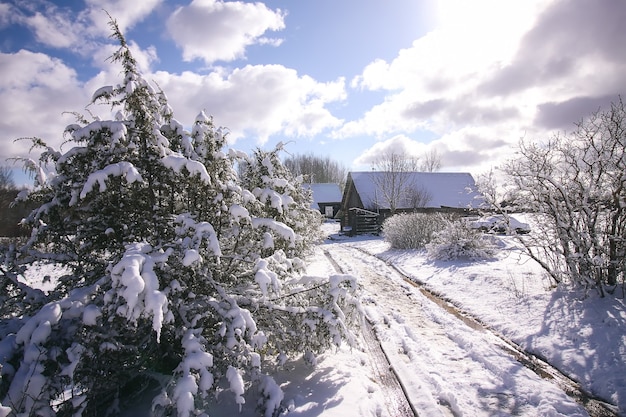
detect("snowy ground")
[340,229,626,416]
[20,221,626,416]
[176,220,625,416]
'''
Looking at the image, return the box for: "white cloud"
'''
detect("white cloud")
[343,0,626,174]
[7,0,161,59]
[0,3,12,28]
[81,0,163,37]
[151,64,345,144]
[353,135,430,167]
[0,49,344,163]
[89,41,159,76]
[166,0,285,64]
[0,50,90,159]
[24,11,78,48]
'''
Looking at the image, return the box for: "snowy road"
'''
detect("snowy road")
[324,242,591,417]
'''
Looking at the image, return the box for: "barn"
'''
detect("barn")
[339,171,485,235]
[303,183,343,218]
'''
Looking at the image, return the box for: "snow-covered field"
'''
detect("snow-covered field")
[18,221,626,416]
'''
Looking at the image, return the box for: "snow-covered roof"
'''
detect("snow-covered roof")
[348,171,484,210]
[303,183,343,209]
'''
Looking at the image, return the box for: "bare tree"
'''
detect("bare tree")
[502,98,626,295]
[407,185,433,209]
[419,148,442,172]
[371,149,421,213]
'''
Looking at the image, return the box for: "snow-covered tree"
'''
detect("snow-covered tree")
[502,98,626,296]
[241,145,324,256]
[0,19,360,417]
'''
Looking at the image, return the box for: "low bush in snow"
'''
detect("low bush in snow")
[426,219,499,261]
[382,212,449,249]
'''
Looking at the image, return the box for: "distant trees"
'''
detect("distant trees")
[0,20,360,416]
[0,167,17,233]
[0,167,30,238]
[0,166,13,191]
[501,98,626,296]
[283,152,347,185]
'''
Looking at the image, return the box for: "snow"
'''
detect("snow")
[108,243,170,342]
[161,154,212,184]
[469,214,531,233]
[91,85,114,102]
[322,222,623,416]
[227,366,246,410]
[175,213,223,259]
[254,259,280,297]
[229,203,251,222]
[182,249,201,266]
[71,120,127,144]
[302,183,342,210]
[10,222,626,416]
[185,220,622,416]
[251,217,296,246]
[15,302,62,346]
[79,161,143,200]
[253,187,295,214]
[349,171,485,209]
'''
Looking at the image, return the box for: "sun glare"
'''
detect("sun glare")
[434,0,548,65]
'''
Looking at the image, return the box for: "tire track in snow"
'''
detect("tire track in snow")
[324,249,417,417]
[349,244,619,417]
[325,243,605,417]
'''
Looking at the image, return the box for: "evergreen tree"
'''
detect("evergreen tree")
[0,19,360,417]
[242,145,324,256]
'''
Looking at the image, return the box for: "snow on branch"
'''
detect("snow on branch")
[71,120,127,144]
[208,296,259,350]
[174,214,222,265]
[229,204,251,223]
[162,154,211,184]
[253,187,295,214]
[164,329,215,416]
[254,259,281,298]
[251,218,296,247]
[107,242,171,342]
[91,85,114,102]
[79,161,143,200]
[226,366,246,411]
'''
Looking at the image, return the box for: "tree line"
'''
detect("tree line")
[0,167,33,238]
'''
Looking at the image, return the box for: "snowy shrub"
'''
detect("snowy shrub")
[494,98,626,294]
[426,219,499,261]
[0,20,360,417]
[382,212,449,249]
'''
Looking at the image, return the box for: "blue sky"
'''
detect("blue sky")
[1,0,626,187]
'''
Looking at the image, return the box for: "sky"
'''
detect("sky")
[1,0,626,187]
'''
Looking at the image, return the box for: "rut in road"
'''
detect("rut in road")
[325,243,604,417]
[324,249,417,417]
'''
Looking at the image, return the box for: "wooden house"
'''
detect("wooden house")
[303,183,343,218]
[339,171,484,235]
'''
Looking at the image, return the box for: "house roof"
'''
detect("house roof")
[347,171,484,210]
[303,183,343,209]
